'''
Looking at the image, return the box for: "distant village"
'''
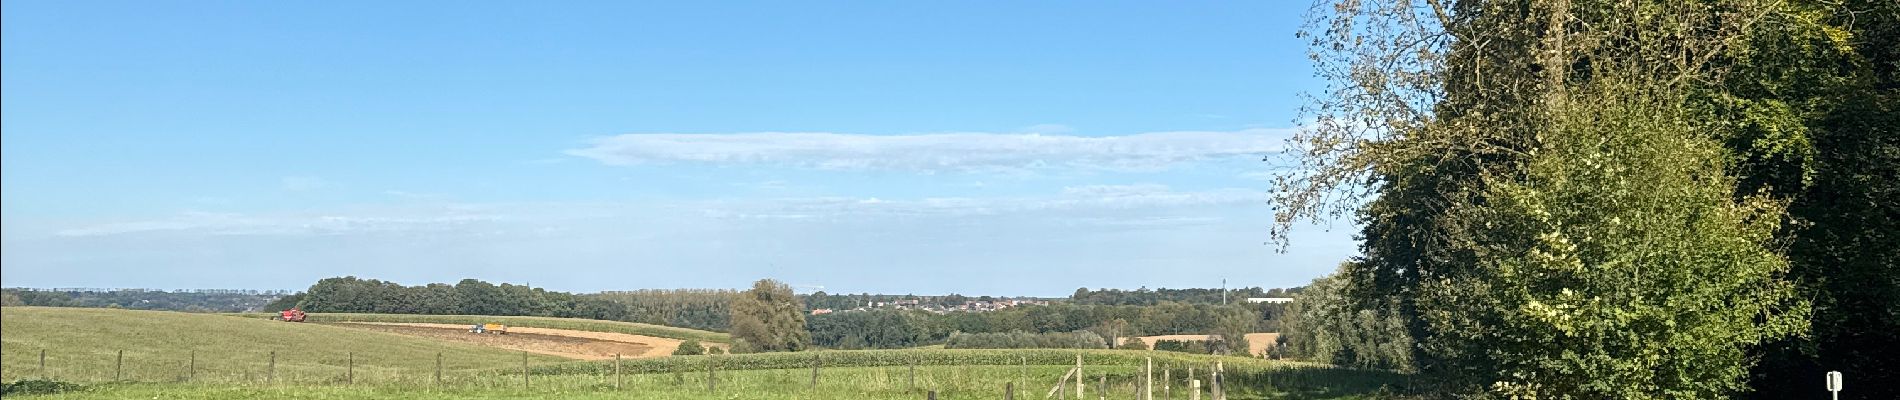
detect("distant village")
[809,298,1053,315]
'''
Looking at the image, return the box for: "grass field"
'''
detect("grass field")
[229,312,730,343]
[0,307,567,384]
[5,307,1407,399]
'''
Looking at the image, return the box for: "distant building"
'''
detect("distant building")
[810,308,834,315]
[1245,297,1294,304]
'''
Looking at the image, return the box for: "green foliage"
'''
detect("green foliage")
[1280,264,1413,372]
[1,379,84,396]
[728,279,809,353]
[0,288,286,313]
[1151,340,1207,355]
[292,277,635,323]
[592,289,735,332]
[806,309,932,349]
[941,331,1107,349]
[1117,337,1146,350]
[1070,287,1301,306]
[672,340,705,356]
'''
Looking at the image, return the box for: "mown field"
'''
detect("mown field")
[0,307,566,383]
[226,312,730,343]
[4,307,1408,399]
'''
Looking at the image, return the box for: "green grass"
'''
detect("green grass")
[1,307,566,384]
[227,312,729,343]
[14,363,1406,399]
[6,307,1407,399]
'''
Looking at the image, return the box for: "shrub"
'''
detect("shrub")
[1153,339,1208,354]
[1,380,83,396]
[674,339,706,356]
[1119,337,1148,350]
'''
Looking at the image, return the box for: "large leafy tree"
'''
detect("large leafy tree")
[1272,0,1869,396]
[728,279,810,353]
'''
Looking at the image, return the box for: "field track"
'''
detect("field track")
[330,322,726,360]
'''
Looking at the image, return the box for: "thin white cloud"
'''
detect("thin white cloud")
[566,129,1292,172]
[55,211,504,237]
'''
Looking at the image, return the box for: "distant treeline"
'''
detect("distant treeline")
[278,277,736,331]
[0,288,286,313]
[942,331,1108,349]
[807,302,1271,350]
[1068,286,1302,306]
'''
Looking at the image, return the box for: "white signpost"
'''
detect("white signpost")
[1826,371,1843,400]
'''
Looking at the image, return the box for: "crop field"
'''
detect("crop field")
[226,312,730,343]
[3,307,1406,399]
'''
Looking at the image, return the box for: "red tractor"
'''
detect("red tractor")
[278,307,307,322]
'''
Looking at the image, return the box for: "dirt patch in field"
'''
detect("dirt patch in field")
[331,322,729,360]
[1120,333,1281,356]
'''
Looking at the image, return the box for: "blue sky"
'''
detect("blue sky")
[1,1,1357,295]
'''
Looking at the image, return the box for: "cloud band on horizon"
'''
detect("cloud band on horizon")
[565,129,1291,172]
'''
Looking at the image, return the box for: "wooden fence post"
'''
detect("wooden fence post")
[1190,379,1201,400]
[188,350,195,383]
[810,353,820,388]
[1145,357,1154,400]
[521,352,529,390]
[1213,361,1223,400]
[39,349,46,379]
[926,390,937,400]
[1006,381,1014,400]
[1098,374,1106,400]
[706,356,716,393]
[347,352,354,385]
[115,350,124,381]
[434,353,442,386]
[1164,368,1171,400]
[907,357,916,392]
[1077,354,1086,399]
[614,353,622,390]
[267,350,275,384]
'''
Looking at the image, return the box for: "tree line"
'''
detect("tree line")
[806,302,1267,350]
[1,288,285,313]
[1272,0,1897,398]
[1068,286,1300,306]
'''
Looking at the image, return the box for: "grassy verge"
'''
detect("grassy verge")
[227,313,728,343]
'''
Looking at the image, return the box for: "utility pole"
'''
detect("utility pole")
[1221,278,1227,305]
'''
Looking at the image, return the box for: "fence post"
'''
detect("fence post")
[1213,361,1223,400]
[1164,368,1171,400]
[268,351,275,384]
[1145,357,1154,400]
[614,353,622,390]
[347,352,354,385]
[1075,354,1083,399]
[435,352,443,386]
[188,350,196,383]
[116,350,124,381]
[1190,379,1201,400]
[521,352,529,390]
[907,357,916,392]
[927,390,937,400]
[1006,381,1015,400]
[1098,374,1106,400]
[39,349,47,379]
[706,356,716,393]
[810,353,820,388]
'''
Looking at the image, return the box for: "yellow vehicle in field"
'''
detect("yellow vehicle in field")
[468,323,508,334]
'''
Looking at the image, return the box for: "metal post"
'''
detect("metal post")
[115,350,124,381]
